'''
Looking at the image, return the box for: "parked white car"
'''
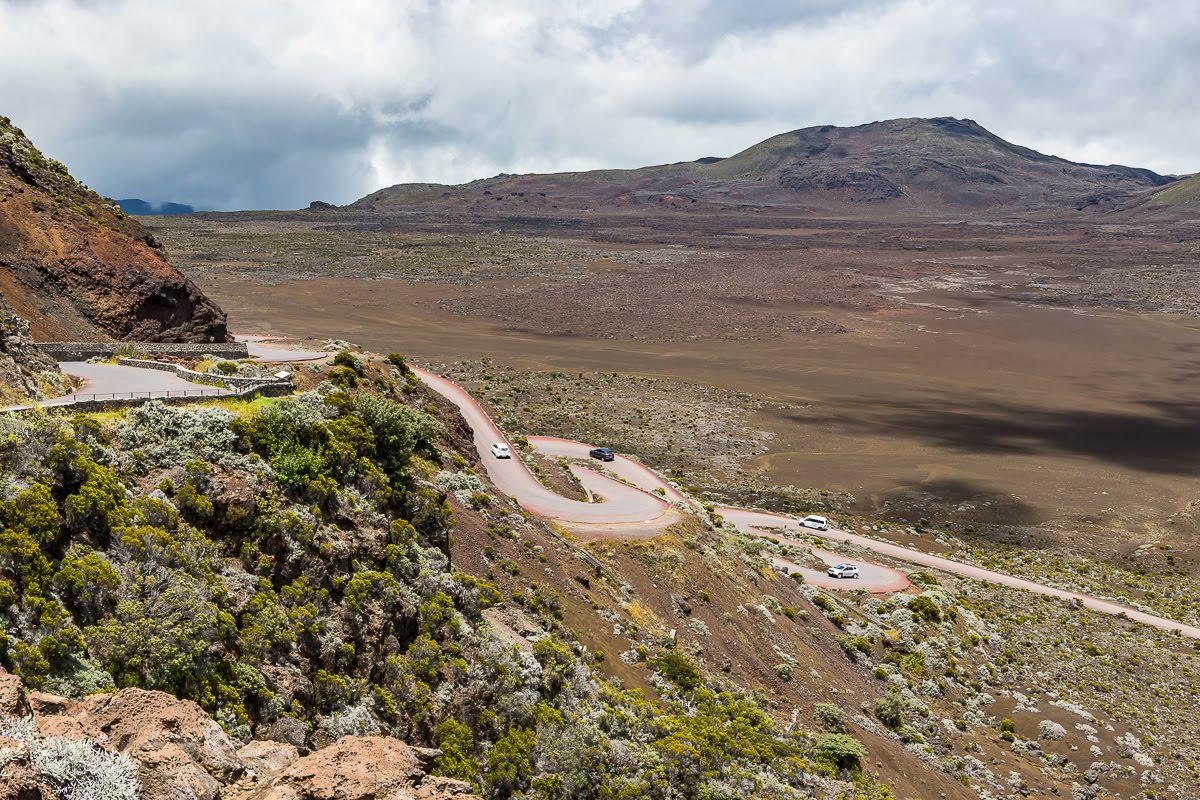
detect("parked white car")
[826,563,859,579]
[800,515,829,531]
[490,443,511,459]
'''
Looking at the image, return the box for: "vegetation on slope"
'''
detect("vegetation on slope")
[0,359,894,799]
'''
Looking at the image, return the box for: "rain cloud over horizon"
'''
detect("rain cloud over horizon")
[1,0,1196,210]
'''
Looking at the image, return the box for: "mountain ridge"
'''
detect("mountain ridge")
[353,117,1181,220]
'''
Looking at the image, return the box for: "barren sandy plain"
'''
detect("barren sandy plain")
[150,212,1200,566]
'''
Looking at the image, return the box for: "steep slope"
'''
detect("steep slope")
[352,117,1174,220]
[0,116,227,342]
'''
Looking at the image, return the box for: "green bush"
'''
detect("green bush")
[874,691,905,729]
[815,733,866,773]
[387,353,414,377]
[907,595,942,623]
[652,651,703,692]
[484,726,536,798]
[814,702,846,732]
[433,718,478,789]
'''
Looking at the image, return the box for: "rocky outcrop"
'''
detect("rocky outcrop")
[0,671,478,800]
[246,736,476,800]
[0,292,61,401]
[0,116,228,343]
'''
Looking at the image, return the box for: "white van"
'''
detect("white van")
[800,515,829,531]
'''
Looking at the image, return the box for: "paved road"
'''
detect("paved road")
[237,335,329,363]
[719,506,1200,639]
[413,367,671,525]
[416,364,1200,635]
[13,362,234,409]
[527,436,692,505]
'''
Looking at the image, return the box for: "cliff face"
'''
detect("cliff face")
[0,116,228,343]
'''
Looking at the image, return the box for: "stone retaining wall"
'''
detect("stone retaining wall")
[5,380,292,416]
[37,341,249,361]
[116,358,289,390]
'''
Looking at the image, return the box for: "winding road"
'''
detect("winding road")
[414,365,1200,640]
[13,352,1197,638]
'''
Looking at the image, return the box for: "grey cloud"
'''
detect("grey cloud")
[0,0,1195,210]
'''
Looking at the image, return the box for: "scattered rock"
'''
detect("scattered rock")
[259,715,310,750]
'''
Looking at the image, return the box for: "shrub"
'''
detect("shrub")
[433,718,478,788]
[0,715,138,800]
[112,344,147,359]
[907,595,942,623]
[483,726,536,798]
[874,691,905,729]
[327,366,359,388]
[814,702,846,732]
[811,595,834,612]
[837,635,872,658]
[119,401,238,469]
[1037,719,1066,740]
[332,350,364,375]
[652,651,703,692]
[353,394,440,474]
[815,733,866,773]
[387,353,414,378]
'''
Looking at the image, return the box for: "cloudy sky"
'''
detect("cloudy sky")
[1,0,1196,210]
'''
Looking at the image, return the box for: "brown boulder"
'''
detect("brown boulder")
[0,670,30,718]
[236,740,300,777]
[258,713,310,750]
[32,688,243,800]
[0,737,58,800]
[24,691,70,718]
[259,736,478,800]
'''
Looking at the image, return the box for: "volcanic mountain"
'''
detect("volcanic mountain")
[353,117,1177,220]
[0,116,227,342]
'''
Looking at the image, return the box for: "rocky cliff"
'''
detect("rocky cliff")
[0,116,228,343]
[0,292,65,403]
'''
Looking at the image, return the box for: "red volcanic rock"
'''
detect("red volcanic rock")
[0,670,477,800]
[0,116,227,343]
[260,736,478,800]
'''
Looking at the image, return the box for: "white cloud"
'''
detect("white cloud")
[1,0,1195,209]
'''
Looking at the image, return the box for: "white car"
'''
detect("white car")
[826,563,860,579]
[800,515,829,531]
[490,443,511,459]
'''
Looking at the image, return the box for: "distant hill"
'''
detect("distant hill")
[353,117,1178,220]
[116,198,196,215]
[1148,173,1200,208]
[0,115,227,342]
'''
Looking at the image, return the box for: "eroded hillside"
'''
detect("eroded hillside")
[0,116,227,342]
